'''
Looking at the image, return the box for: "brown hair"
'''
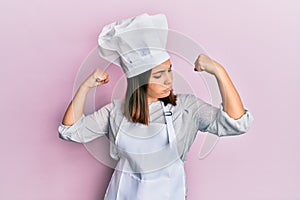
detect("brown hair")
[124,69,177,125]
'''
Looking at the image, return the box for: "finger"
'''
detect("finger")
[95,73,106,82]
[194,65,205,72]
[100,72,109,80]
[95,81,101,87]
[194,66,203,71]
[104,78,110,83]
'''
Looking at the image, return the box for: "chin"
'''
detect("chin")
[159,91,171,98]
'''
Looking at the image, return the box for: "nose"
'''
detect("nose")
[164,72,172,85]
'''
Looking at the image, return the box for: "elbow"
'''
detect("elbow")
[58,133,68,141]
[217,129,248,137]
[58,131,72,142]
[57,125,76,142]
[221,109,254,137]
[217,119,254,137]
[58,132,83,143]
[58,132,68,141]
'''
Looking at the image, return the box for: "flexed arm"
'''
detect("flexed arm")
[62,68,110,126]
[194,54,245,120]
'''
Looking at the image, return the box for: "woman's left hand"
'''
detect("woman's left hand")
[194,54,221,75]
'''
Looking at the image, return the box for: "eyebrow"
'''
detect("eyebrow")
[152,64,172,75]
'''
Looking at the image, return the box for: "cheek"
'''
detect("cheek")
[147,84,164,98]
[148,78,165,88]
[148,83,164,93]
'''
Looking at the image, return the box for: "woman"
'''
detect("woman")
[58,13,254,200]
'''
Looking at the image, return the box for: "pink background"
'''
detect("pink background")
[1,0,299,199]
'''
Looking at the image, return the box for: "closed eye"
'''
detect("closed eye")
[152,64,172,79]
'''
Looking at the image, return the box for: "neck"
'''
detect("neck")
[147,97,158,104]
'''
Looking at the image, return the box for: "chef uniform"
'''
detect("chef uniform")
[104,102,186,199]
[58,13,254,200]
[97,13,188,199]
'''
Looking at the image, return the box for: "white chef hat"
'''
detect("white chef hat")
[98,13,170,78]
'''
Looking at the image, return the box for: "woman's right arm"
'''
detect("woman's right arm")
[58,68,110,143]
[61,85,90,126]
[61,68,110,126]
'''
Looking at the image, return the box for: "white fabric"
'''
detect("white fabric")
[98,13,170,78]
[104,102,186,199]
[58,94,255,161]
[58,93,254,197]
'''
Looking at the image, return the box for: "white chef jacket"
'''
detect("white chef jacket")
[58,93,254,160]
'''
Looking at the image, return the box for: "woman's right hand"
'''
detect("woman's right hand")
[82,68,110,89]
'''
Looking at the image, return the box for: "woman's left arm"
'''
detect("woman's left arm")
[194,54,245,120]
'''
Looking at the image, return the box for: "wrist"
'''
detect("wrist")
[79,84,91,93]
[212,61,226,78]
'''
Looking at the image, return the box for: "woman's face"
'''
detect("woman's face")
[147,59,173,102]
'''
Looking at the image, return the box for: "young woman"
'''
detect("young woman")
[58,13,254,200]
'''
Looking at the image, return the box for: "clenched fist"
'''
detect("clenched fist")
[82,68,110,89]
[194,54,221,75]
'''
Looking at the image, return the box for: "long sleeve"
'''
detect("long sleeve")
[199,103,254,136]
[182,94,254,137]
[58,102,113,143]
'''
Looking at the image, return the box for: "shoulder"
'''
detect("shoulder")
[174,93,211,117]
[176,93,205,107]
